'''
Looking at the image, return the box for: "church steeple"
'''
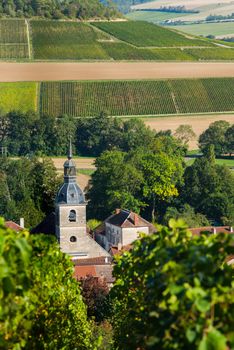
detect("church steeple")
[55,142,85,205]
[64,141,76,182]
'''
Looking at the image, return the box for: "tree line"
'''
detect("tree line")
[0,0,120,19]
[0,111,233,227]
[1,111,233,157]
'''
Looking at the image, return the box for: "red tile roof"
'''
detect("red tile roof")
[74,265,97,279]
[190,226,233,236]
[5,221,23,232]
[73,263,114,283]
[110,244,132,256]
[73,256,111,266]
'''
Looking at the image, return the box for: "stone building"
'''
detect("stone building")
[94,209,155,252]
[32,142,110,261]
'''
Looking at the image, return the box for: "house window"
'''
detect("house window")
[69,210,76,222]
[70,236,77,243]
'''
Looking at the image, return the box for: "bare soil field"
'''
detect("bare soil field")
[53,157,95,190]
[2,62,234,82]
[144,114,234,149]
[52,157,95,171]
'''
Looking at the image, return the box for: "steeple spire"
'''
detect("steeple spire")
[68,138,73,160]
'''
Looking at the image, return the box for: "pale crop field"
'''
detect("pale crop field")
[170,22,234,37]
[132,0,234,11]
[144,114,234,149]
[131,0,234,33]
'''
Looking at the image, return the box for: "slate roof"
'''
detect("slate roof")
[5,221,23,232]
[105,209,155,232]
[30,212,56,235]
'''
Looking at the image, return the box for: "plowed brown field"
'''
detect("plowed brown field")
[2,62,234,82]
[144,114,234,149]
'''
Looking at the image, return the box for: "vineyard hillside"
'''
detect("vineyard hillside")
[31,21,112,60]
[91,21,213,47]
[2,19,234,61]
[39,78,234,117]
[0,19,29,59]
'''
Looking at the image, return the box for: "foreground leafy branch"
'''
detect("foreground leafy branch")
[111,220,234,350]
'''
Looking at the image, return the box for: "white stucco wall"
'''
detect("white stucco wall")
[122,227,149,246]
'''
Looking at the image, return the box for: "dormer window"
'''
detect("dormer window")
[69,210,76,222]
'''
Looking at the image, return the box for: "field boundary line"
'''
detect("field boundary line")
[25,19,31,59]
[70,111,234,119]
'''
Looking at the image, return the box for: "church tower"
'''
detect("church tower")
[55,142,110,259]
[55,141,87,257]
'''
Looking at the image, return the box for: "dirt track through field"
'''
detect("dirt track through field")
[2,62,234,81]
[144,114,234,149]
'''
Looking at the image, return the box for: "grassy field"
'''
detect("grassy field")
[31,21,112,60]
[186,157,234,168]
[0,82,38,113]
[170,22,234,38]
[0,19,29,59]
[92,21,212,47]
[131,0,234,22]
[39,78,234,117]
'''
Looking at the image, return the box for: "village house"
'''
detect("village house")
[94,209,155,253]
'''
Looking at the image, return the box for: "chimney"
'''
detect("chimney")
[20,218,24,229]
[212,227,217,234]
[105,257,109,264]
[230,226,233,233]
[118,243,122,251]
[134,213,139,226]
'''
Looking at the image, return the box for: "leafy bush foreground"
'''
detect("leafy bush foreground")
[111,220,234,350]
[0,218,97,350]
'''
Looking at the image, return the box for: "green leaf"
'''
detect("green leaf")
[2,276,15,294]
[199,328,227,350]
[195,298,210,313]
[186,329,196,343]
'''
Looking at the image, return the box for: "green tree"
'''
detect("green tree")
[0,218,96,349]
[225,124,234,156]
[7,111,38,155]
[163,203,210,227]
[111,220,234,350]
[87,150,144,219]
[54,115,77,155]
[182,146,234,225]
[199,120,230,156]
[174,124,196,147]
[139,151,183,222]
[0,157,61,227]
[1,0,121,19]
[87,143,184,221]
